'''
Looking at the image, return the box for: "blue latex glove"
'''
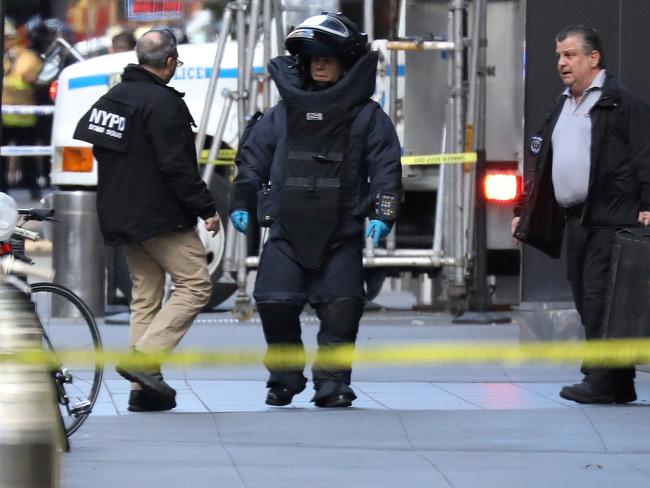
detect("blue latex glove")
[230,210,249,234]
[365,219,391,246]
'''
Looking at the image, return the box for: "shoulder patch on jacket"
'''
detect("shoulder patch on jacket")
[74,96,135,153]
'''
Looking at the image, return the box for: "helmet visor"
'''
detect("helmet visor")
[285,29,339,58]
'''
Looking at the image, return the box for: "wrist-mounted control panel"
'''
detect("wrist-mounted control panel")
[374,192,398,224]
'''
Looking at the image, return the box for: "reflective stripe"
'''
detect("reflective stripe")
[2,77,39,126]
[2,114,37,127]
[3,76,32,91]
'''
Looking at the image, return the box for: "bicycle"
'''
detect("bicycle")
[0,204,103,450]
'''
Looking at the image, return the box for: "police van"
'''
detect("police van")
[50,40,260,309]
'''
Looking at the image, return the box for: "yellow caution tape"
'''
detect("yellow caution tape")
[401,152,477,166]
[198,148,236,166]
[3,338,650,368]
[197,149,477,167]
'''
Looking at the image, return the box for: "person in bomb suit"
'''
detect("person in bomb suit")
[230,12,402,408]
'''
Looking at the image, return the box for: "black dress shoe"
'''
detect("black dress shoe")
[128,390,177,412]
[314,392,355,408]
[265,385,305,406]
[559,381,615,404]
[116,365,176,400]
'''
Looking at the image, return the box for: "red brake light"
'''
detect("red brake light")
[483,173,520,202]
[49,80,58,102]
[0,242,11,255]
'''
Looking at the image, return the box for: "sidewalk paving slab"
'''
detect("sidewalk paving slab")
[61,311,650,488]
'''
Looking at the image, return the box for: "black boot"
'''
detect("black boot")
[257,302,307,405]
[266,384,307,406]
[313,381,357,408]
[311,297,364,408]
[560,381,615,404]
[560,368,617,404]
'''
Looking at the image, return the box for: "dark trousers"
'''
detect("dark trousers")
[255,237,365,394]
[564,213,635,386]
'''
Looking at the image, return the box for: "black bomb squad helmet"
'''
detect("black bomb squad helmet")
[284,12,369,69]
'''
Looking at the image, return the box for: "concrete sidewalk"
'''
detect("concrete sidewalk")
[62,311,650,488]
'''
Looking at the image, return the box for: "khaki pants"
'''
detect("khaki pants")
[122,228,212,354]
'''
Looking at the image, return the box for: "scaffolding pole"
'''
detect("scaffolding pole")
[449,0,468,314]
[364,0,374,42]
[245,0,260,114]
[235,0,248,136]
[262,0,272,109]
[194,4,234,158]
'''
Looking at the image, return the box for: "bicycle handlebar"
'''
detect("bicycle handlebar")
[12,227,40,242]
[18,208,57,222]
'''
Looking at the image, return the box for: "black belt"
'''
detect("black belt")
[564,202,585,218]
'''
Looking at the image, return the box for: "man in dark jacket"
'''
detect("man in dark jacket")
[230,12,402,408]
[513,24,650,404]
[74,29,220,412]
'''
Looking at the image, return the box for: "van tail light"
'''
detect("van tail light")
[62,147,93,172]
[483,172,520,202]
[49,80,58,102]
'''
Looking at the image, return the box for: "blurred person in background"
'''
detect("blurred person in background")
[2,18,43,198]
[110,30,136,53]
[26,15,75,56]
[23,15,75,191]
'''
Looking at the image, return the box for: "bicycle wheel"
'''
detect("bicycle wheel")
[30,282,103,437]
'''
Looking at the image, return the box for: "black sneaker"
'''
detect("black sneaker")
[128,390,176,412]
[115,365,176,400]
[265,385,306,406]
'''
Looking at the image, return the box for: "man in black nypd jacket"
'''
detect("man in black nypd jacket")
[74,29,220,412]
[230,12,402,408]
[513,25,650,404]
